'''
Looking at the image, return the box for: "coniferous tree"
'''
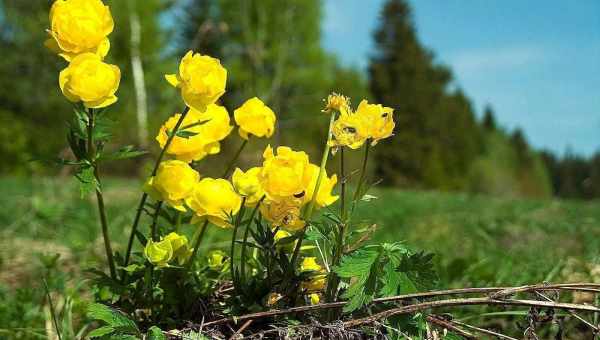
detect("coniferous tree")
[482,105,497,131]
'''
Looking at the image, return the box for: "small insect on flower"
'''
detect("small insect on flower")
[165,51,227,112]
[144,160,200,211]
[45,0,114,61]
[186,178,242,228]
[59,53,120,108]
[234,97,277,140]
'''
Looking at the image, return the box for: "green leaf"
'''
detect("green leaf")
[379,260,402,297]
[75,165,97,197]
[99,145,147,161]
[334,248,381,312]
[88,325,115,338]
[399,251,438,291]
[86,303,140,336]
[333,248,380,278]
[147,326,166,340]
[175,130,198,138]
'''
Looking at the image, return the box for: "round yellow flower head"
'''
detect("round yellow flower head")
[186,178,242,228]
[207,250,228,271]
[156,104,233,162]
[329,111,369,150]
[165,51,227,112]
[232,167,264,206]
[46,0,113,61]
[163,232,192,265]
[302,275,327,292]
[260,145,311,200]
[59,53,120,108]
[273,229,294,252]
[323,93,350,114]
[233,97,276,140]
[144,239,173,268]
[354,100,395,145]
[300,257,322,272]
[144,160,200,211]
[260,198,305,231]
[303,164,339,208]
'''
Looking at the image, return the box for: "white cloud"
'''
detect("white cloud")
[449,45,545,75]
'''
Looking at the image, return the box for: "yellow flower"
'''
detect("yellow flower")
[163,232,192,265]
[59,53,120,108]
[144,239,173,268]
[156,104,233,162]
[300,257,322,272]
[323,93,350,114]
[260,198,305,231]
[266,292,284,306]
[207,250,228,271]
[354,100,395,145]
[302,275,327,291]
[165,51,227,112]
[232,167,264,206]
[144,160,200,211]
[186,178,242,228]
[303,164,338,208]
[233,97,276,140]
[329,110,369,150]
[309,293,320,305]
[274,229,294,252]
[45,0,113,61]
[260,145,311,200]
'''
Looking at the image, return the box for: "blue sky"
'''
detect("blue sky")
[323,0,600,156]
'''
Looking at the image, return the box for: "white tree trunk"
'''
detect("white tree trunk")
[129,4,148,147]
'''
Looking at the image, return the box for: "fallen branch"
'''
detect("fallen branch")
[425,315,476,339]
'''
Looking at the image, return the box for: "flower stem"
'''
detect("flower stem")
[351,142,370,215]
[150,201,163,241]
[123,107,190,275]
[231,197,247,290]
[87,108,117,280]
[222,138,248,178]
[290,112,336,269]
[240,196,265,284]
[185,220,209,270]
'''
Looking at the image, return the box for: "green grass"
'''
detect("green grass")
[1,177,600,337]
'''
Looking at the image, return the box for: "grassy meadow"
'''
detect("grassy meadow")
[2,176,600,337]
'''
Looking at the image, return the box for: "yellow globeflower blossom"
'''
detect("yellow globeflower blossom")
[165,51,227,112]
[329,110,369,150]
[260,198,305,231]
[156,104,233,162]
[144,160,200,211]
[300,257,323,272]
[300,257,327,291]
[260,145,311,200]
[266,292,284,306]
[163,232,192,265]
[323,93,350,114]
[45,0,113,61]
[59,53,120,108]
[309,293,321,305]
[232,167,264,206]
[354,100,395,145]
[186,178,242,228]
[233,97,276,140]
[144,239,173,268]
[207,250,228,271]
[303,164,339,208]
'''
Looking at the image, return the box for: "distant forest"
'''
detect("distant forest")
[0,0,597,199]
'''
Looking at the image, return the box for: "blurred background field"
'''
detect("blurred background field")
[0,0,599,337]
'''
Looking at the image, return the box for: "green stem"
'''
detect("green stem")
[123,107,190,273]
[174,211,182,232]
[43,279,62,340]
[222,138,248,178]
[350,142,370,215]
[290,112,336,270]
[231,197,247,290]
[240,196,265,284]
[185,220,209,270]
[150,201,163,241]
[87,108,117,279]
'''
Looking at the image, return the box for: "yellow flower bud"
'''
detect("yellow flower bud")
[260,145,311,201]
[59,53,120,108]
[354,100,395,145]
[300,257,322,272]
[186,178,242,228]
[302,275,327,292]
[232,167,264,206]
[273,229,294,252]
[144,160,200,211]
[323,93,350,114]
[165,51,227,112]
[266,292,284,306]
[156,104,233,162]
[309,293,320,305]
[207,250,228,271]
[144,239,173,268]
[45,0,113,61]
[303,164,338,208]
[163,232,192,265]
[233,97,276,140]
[260,198,305,231]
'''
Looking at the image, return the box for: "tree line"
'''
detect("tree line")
[0,0,597,199]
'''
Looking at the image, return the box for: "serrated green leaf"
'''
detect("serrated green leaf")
[333,248,379,278]
[399,251,438,291]
[88,325,115,338]
[379,260,402,297]
[75,166,97,197]
[100,145,147,161]
[147,326,166,340]
[175,130,198,138]
[86,303,139,336]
